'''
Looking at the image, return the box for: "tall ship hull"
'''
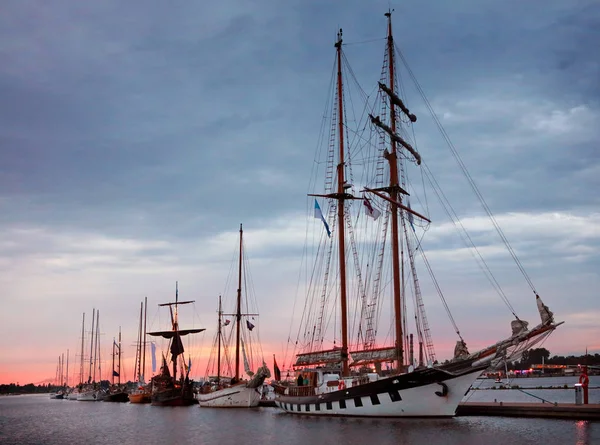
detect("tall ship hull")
[274,365,485,417]
[104,391,129,403]
[198,383,261,408]
[151,387,196,406]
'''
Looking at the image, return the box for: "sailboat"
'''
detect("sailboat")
[67,314,86,400]
[273,11,561,417]
[78,308,107,401]
[129,297,151,404]
[49,354,65,399]
[148,283,205,406]
[104,327,129,402]
[198,224,271,408]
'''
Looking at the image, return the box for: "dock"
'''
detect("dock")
[457,402,600,420]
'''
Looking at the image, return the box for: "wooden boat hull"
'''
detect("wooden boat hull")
[274,365,485,417]
[198,384,261,408]
[104,391,129,403]
[151,387,196,406]
[128,392,151,404]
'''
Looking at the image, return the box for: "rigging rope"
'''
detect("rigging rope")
[395,45,539,298]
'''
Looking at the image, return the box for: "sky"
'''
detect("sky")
[1,0,599,384]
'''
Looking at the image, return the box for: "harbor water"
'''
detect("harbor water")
[1,376,598,445]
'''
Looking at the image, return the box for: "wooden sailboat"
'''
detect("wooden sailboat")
[273,11,561,417]
[198,224,271,408]
[105,327,129,402]
[129,297,151,404]
[148,283,204,406]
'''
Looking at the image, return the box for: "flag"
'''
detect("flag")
[151,342,157,373]
[246,320,255,331]
[223,319,231,326]
[112,370,120,377]
[273,355,281,381]
[363,197,381,220]
[313,199,331,237]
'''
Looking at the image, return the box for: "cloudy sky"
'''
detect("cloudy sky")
[1,0,598,384]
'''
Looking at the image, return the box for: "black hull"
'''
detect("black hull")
[104,392,129,403]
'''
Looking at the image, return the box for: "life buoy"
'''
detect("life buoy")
[579,374,589,386]
[338,380,346,390]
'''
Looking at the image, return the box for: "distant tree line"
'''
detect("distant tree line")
[507,348,600,370]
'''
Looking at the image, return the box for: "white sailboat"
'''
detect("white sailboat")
[198,224,270,408]
[273,11,561,417]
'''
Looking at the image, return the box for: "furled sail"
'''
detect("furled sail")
[241,339,253,377]
[369,114,422,165]
[378,82,417,122]
[294,348,343,367]
[349,347,397,366]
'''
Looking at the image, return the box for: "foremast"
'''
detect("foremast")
[235,224,243,381]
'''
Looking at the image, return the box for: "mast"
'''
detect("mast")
[172,282,179,382]
[112,335,116,385]
[384,10,404,370]
[136,301,143,382]
[334,29,350,377]
[80,313,85,385]
[88,308,95,383]
[217,295,222,384]
[66,349,69,388]
[142,296,147,383]
[94,310,100,383]
[235,224,243,381]
[118,327,122,386]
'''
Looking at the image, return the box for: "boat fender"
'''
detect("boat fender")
[338,380,346,391]
[434,382,448,397]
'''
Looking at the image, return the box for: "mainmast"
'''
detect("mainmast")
[384,10,404,370]
[235,224,243,381]
[335,30,350,377]
[118,327,122,385]
[142,296,147,382]
[217,295,222,383]
[79,313,85,385]
[88,308,95,383]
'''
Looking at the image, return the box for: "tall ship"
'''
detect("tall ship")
[273,11,561,417]
[198,224,270,408]
[148,283,204,406]
[104,327,129,402]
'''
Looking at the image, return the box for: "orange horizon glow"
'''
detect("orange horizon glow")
[2,336,597,386]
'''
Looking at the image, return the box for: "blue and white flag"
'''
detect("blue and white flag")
[313,199,331,237]
[151,342,157,373]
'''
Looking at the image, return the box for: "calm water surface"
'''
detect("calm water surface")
[1,377,598,445]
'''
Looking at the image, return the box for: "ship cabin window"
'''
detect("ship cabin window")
[370,394,381,405]
[339,399,346,409]
[354,397,363,407]
[326,401,333,410]
[388,390,402,402]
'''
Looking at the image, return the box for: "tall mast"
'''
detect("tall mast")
[118,327,122,386]
[112,335,116,385]
[234,224,243,381]
[172,282,179,383]
[136,301,143,382]
[142,296,147,383]
[94,310,100,383]
[66,349,69,388]
[60,353,64,386]
[88,308,95,383]
[217,295,222,384]
[79,313,85,385]
[384,10,404,370]
[334,29,350,377]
